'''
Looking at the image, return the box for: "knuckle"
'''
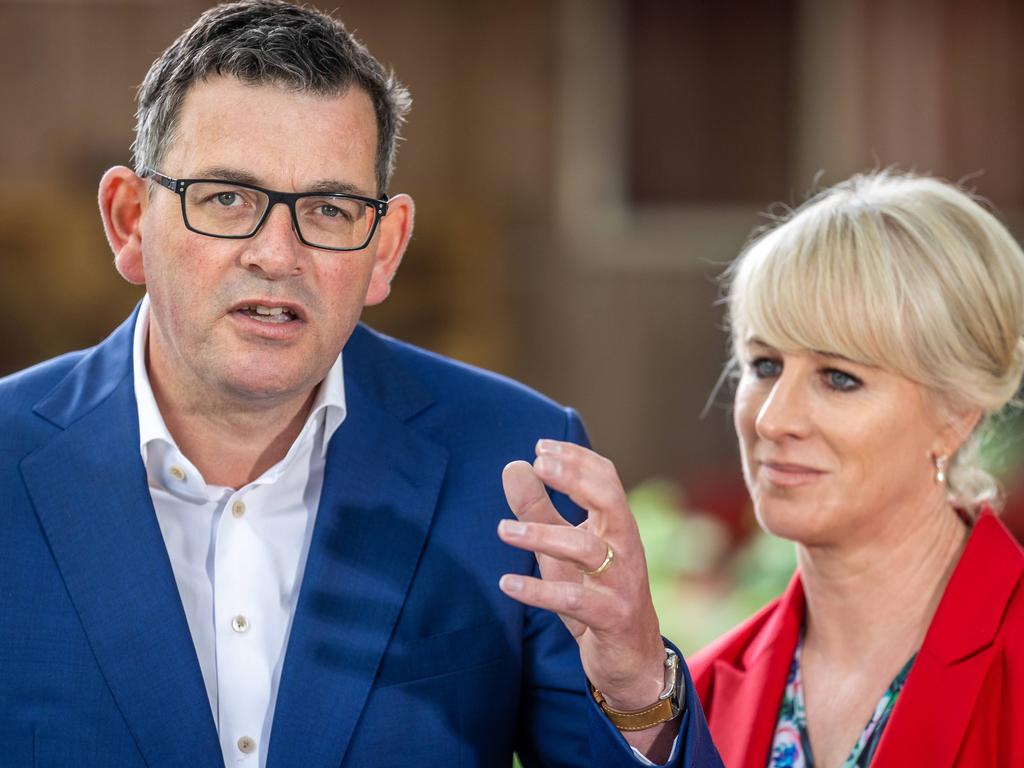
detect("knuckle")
[564,583,586,612]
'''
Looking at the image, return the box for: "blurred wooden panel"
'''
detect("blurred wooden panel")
[861,0,1024,207]
[625,0,798,204]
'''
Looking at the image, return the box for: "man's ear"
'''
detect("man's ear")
[364,193,414,306]
[99,166,148,285]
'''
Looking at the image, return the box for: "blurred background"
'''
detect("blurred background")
[3,0,1024,655]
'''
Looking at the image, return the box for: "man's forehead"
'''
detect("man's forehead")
[164,75,378,192]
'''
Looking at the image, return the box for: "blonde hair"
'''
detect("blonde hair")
[726,171,1024,511]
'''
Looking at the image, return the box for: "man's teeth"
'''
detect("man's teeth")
[241,305,296,323]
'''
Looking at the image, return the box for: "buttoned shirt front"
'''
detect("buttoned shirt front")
[132,296,346,767]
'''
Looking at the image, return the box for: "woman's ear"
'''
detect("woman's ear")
[99,166,148,285]
[937,402,984,458]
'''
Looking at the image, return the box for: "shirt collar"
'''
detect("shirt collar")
[132,295,347,480]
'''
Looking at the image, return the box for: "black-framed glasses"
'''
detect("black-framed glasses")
[142,168,389,252]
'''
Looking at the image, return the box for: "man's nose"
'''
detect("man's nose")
[755,372,811,442]
[239,202,303,278]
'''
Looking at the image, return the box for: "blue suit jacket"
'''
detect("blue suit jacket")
[0,309,720,767]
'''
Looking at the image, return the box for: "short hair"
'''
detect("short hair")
[133,0,411,194]
[726,170,1024,510]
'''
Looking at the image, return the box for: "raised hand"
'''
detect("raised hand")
[498,439,678,759]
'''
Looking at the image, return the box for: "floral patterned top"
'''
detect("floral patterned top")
[768,635,915,768]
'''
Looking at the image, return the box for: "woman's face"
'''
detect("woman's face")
[734,338,953,546]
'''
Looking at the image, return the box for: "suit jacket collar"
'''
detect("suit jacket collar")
[707,574,804,768]
[22,307,223,767]
[266,324,448,768]
[874,512,1023,767]
[22,313,449,768]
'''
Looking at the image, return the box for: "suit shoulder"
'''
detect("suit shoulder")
[0,350,88,422]
[361,325,570,415]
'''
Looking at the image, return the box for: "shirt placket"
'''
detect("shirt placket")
[214,486,275,765]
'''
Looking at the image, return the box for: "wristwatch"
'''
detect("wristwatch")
[589,647,683,731]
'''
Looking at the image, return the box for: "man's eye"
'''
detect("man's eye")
[750,357,781,379]
[318,204,343,218]
[824,368,862,392]
[216,192,240,206]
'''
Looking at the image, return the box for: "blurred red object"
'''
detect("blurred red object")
[680,465,754,546]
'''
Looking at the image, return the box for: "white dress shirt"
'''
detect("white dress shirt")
[132,296,346,767]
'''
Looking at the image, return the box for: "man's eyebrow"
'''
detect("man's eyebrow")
[304,179,368,196]
[192,167,370,197]
[194,166,263,186]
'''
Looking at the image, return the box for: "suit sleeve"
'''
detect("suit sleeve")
[515,409,723,768]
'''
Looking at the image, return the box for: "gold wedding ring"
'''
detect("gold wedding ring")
[582,542,615,577]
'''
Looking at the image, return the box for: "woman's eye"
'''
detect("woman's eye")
[824,368,862,392]
[751,357,781,379]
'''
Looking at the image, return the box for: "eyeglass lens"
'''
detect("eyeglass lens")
[183,182,377,250]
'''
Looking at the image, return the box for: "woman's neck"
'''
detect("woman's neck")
[797,500,969,670]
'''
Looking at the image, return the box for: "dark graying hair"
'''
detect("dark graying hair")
[133,0,411,194]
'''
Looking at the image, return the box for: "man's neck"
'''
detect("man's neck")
[147,355,319,489]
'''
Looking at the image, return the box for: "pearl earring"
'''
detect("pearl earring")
[934,454,948,485]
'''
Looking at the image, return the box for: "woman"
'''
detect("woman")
[500,171,1024,767]
[683,171,1024,767]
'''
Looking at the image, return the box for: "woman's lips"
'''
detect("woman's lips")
[759,461,827,487]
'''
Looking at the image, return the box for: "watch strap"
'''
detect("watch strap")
[589,647,682,731]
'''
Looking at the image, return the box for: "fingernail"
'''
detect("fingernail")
[499,519,527,537]
[535,455,562,478]
[536,439,561,455]
[500,575,523,594]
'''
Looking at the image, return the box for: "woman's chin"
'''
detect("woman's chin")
[753,498,839,546]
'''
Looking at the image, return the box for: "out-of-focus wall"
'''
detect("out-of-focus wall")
[3,0,1024,499]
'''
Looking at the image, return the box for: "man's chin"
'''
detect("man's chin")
[214,366,321,409]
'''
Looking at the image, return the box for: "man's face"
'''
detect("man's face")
[132,76,395,409]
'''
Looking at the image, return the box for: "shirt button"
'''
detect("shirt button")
[237,735,256,754]
[231,614,250,633]
[232,500,246,518]
[169,465,187,482]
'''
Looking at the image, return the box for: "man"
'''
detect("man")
[0,2,719,766]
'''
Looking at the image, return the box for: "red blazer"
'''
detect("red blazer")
[688,512,1024,767]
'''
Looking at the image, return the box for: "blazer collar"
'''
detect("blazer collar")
[708,574,805,768]
[24,315,448,768]
[918,511,1022,664]
[264,323,449,768]
[874,512,1023,767]
[22,307,223,767]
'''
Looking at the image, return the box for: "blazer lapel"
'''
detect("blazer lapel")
[267,326,449,768]
[873,514,1023,768]
[709,576,804,768]
[20,315,221,768]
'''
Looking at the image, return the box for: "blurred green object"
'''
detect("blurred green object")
[630,478,795,657]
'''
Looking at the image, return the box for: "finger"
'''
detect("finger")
[498,573,623,634]
[502,460,570,527]
[532,440,633,535]
[498,519,610,574]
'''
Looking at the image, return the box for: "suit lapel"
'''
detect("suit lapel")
[873,513,1023,768]
[267,326,449,768]
[20,315,221,768]
[709,576,804,768]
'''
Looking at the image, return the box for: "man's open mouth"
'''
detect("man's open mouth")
[236,305,299,324]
